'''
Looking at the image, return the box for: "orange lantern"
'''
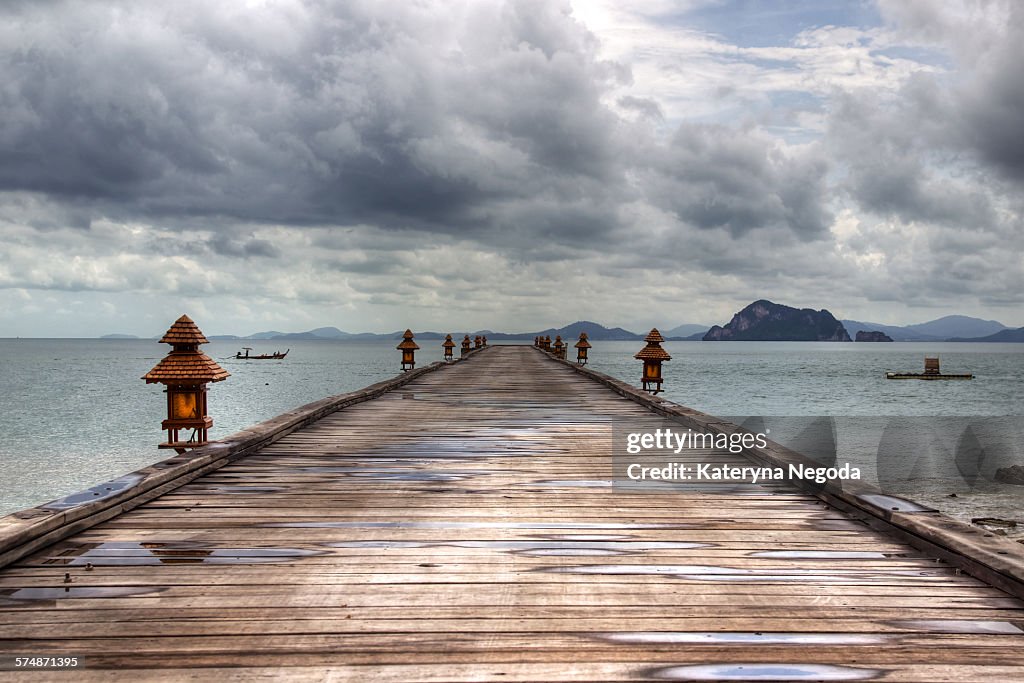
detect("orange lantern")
[142,315,229,452]
[397,329,419,371]
[553,335,565,359]
[575,332,592,365]
[634,328,671,394]
[442,334,456,361]
[461,334,472,357]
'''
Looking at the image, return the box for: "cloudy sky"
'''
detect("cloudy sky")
[1,0,1021,337]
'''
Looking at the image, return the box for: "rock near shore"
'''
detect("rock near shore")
[855,330,894,342]
[995,465,1024,485]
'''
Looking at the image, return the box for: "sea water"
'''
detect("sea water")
[0,339,1021,532]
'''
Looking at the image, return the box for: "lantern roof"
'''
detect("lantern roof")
[143,352,231,384]
[144,314,228,384]
[397,329,419,350]
[575,332,592,349]
[634,345,671,361]
[442,334,456,349]
[635,328,671,361]
[159,314,210,345]
[643,328,666,343]
[553,335,564,347]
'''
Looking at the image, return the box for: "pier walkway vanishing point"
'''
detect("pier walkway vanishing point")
[2,345,1024,681]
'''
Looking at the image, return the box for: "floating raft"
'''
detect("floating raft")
[886,356,973,380]
[886,371,973,380]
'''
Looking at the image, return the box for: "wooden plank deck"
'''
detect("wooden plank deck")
[2,345,1024,681]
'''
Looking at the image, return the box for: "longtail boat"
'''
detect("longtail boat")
[235,347,289,360]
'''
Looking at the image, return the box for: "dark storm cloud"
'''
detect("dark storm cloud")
[956,5,1024,180]
[640,125,831,239]
[0,1,627,240]
[0,0,829,257]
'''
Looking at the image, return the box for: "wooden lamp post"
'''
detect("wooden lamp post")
[461,335,472,357]
[474,335,482,349]
[442,334,456,362]
[541,335,551,351]
[397,329,419,371]
[142,315,229,453]
[482,335,488,346]
[634,328,671,394]
[553,335,565,359]
[575,332,591,365]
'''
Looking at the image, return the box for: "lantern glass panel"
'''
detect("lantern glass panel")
[172,391,199,420]
[645,362,660,379]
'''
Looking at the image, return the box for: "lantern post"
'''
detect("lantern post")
[397,329,419,371]
[142,315,229,453]
[574,332,591,365]
[474,335,483,349]
[482,335,488,346]
[442,334,456,362]
[461,335,472,357]
[634,328,671,394]
[553,335,565,359]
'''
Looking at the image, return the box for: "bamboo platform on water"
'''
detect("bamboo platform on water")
[1,345,1024,681]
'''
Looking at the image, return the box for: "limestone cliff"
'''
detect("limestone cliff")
[703,300,851,342]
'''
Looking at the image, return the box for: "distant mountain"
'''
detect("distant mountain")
[208,334,241,340]
[99,333,139,339]
[248,330,286,339]
[665,323,711,338]
[705,300,851,341]
[480,320,643,341]
[535,321,642,341]
[841,315,1008,341]
[948,327,1024,342]
[306,326,350,339]
[905,315,1007,339]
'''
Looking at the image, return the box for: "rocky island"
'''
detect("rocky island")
[703,300,852,341]
[855,330,894,342]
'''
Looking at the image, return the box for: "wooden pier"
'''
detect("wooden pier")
[2,346,1024,681]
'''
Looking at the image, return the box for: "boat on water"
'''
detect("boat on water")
[886,357,972,380]
[235,347,289,360]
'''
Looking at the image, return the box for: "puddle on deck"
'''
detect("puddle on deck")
[41,474,146,511]
[543,564,949,583]
[646,663,882,681]
[0,585,166,604]
[32,542,326,566]
[750,550,908,560]
[603,632,889,645]
[324,540,712,554]
[265,521,695,530]
[894,619,1024,634]
[855,493,937,514]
